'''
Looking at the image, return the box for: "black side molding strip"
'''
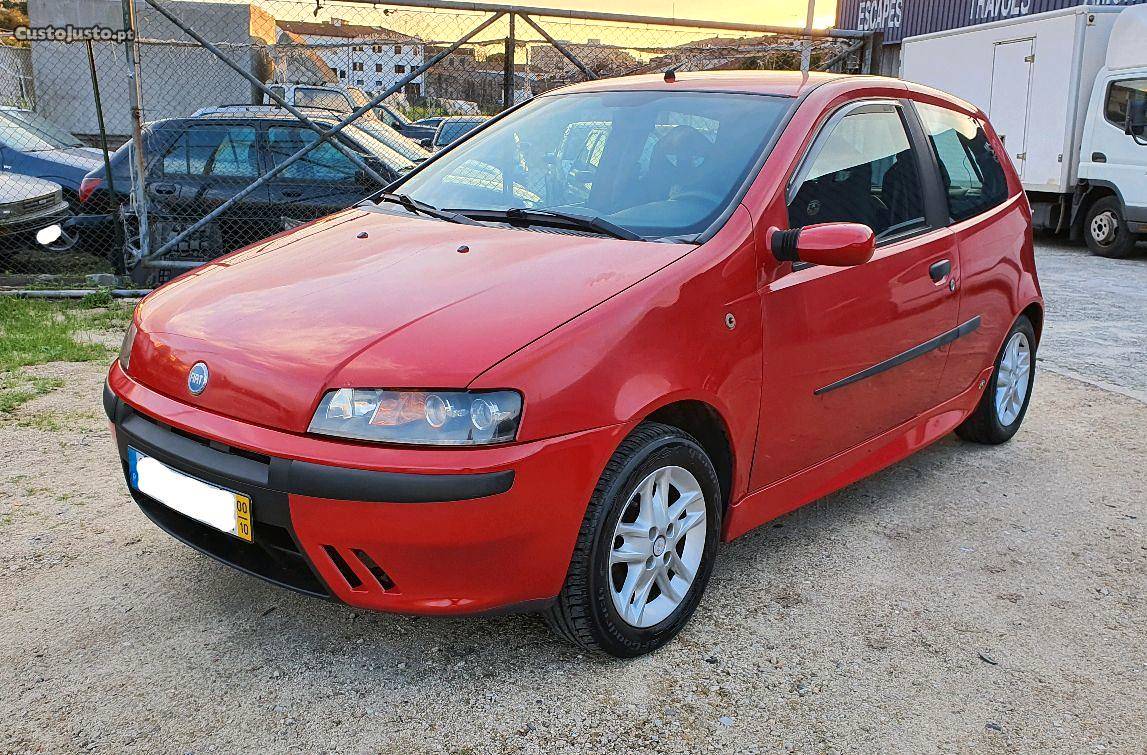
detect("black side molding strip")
[814,316,982,396]
[284,460,515,503]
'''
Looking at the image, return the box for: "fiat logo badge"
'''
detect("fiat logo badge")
[187,362,209,395]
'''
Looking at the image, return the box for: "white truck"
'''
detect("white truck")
[900,4,1147,258]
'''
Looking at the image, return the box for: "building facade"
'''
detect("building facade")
[276,19,426,100]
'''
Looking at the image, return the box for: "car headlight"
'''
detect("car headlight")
[308,389,523,446]
[119,321,138,373]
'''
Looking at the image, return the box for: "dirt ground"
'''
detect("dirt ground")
[1,243,1145,754]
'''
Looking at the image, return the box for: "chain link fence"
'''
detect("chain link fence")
[0,0,874,290]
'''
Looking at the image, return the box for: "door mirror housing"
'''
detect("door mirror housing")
[768,223,876,267]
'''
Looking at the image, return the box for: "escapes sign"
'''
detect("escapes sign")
[842,0,1144,42]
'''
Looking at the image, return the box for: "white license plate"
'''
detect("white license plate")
[128,447,252,542]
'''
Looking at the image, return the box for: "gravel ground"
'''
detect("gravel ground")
[1,243,1144,754]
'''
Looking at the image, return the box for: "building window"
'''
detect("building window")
[394,45,403,55]
[394,64,405,74]
[352,62,363,72]
[372,44,383,54]
[352,45,363,52]
[355,79,364,86]
[375,80,384,88]
[375,63,383,73]
[337,69,345,79]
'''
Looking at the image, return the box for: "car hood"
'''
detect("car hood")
[132,208,693,432]
[17,147,103,186]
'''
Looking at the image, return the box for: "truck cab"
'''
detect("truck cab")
[1076,10,1147,258]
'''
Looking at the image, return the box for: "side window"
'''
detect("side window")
[916,102,1008,223]
[788,105,927,241]
[266,127,357,182]
[160,125,257,178]
[1104,78,1147,128]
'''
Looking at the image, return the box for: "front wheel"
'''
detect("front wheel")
[544,422,722,657]
[1084,196,1138,259]
[956,314,1037,445]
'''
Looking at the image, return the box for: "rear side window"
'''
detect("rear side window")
[788,104,927,242]
[916,102,1008,223]
[160,125,258,178]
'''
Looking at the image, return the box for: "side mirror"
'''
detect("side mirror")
[419,138,433,149]
[768,223,875,267]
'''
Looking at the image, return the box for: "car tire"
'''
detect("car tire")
[1084,196,1138,259]
[544,422,722,658]
[956,314,1037,445]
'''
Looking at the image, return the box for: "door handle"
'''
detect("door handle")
[929,259,951,283]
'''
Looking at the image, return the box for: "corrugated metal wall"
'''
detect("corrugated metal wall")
[836,0,1147,44]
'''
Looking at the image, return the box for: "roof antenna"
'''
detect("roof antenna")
[664,64,682,83]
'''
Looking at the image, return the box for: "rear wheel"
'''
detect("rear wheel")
[544,422,721,657]
[956,315,1037,445]
[1084,196,1138,259]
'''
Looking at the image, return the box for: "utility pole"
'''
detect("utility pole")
[800,0,815,74]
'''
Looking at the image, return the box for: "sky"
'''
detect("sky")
[473,0,839,28]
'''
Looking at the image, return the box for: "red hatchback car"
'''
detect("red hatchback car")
[106,72,1042,657]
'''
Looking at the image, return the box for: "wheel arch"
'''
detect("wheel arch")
[641,399,735,515]
[1070,181,1122,241]
[1020,301,1044,345]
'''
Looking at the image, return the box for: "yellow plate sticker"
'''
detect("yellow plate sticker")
[234,494,253,542]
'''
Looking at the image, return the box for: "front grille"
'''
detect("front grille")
[20,193,58,212]
[133,410,272,467]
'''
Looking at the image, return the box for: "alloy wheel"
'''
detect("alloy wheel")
[995,330,1031,426]
[608,465,707,628]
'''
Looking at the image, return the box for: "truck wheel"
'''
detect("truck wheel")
[1084,196,1138,259]
[544,422,722,657]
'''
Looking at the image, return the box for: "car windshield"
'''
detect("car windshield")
[0,109,82,150]
[398,91,790,239]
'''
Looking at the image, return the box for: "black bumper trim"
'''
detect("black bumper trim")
[105,383,516,503]
[286,461,514,503]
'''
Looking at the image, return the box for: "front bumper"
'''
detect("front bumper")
[105,362,625,615]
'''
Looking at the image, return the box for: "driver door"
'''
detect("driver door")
[751,100,962,489]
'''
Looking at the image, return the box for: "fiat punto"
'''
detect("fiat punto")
[105,71,1042,657]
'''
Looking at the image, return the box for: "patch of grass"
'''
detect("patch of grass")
[0,373,64,414]
[0,296,131,372]
[80,289,115,308]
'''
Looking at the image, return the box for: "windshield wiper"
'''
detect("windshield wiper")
[375,192,478,225]
[456,207,642,241]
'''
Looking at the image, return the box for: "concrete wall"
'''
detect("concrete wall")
[29,0,275,139]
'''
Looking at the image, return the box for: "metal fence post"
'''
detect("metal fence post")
[120,0,150,261]
[503,13,515,111]
[800,0,815,74]
[85,40,124,274]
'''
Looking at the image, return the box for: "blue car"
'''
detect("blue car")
[0,107,105,251]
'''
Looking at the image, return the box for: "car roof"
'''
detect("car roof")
[549,70,849,98]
